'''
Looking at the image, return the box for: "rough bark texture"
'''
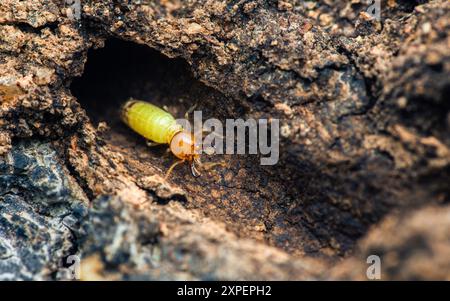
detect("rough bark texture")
[0,0,449,280]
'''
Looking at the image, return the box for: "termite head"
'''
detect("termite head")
[169,130,201,177]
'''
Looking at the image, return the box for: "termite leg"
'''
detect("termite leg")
[195,157,227,172]
[184,103,198,120]
[201,161,228,170]
[146,140,162,147]
[164,159,185,180]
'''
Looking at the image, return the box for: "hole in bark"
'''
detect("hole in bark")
[70,39,365,259]
[71,39,216,124]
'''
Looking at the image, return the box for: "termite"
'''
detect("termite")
[121,99,202,178]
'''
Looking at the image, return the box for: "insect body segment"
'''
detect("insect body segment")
[121,99,201,178]
[122,100,182,144]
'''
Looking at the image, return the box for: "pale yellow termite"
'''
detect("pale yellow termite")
[121,99,201,177]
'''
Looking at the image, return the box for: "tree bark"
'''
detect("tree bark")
[0,0,449,280]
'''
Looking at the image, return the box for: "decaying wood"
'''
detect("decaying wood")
[0,0,449,280]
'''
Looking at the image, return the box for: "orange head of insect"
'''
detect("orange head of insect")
[169,130,201,177]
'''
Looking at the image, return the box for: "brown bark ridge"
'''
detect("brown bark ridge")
[0,0,449,280]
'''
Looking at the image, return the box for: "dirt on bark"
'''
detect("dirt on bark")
[0,0,449,280]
